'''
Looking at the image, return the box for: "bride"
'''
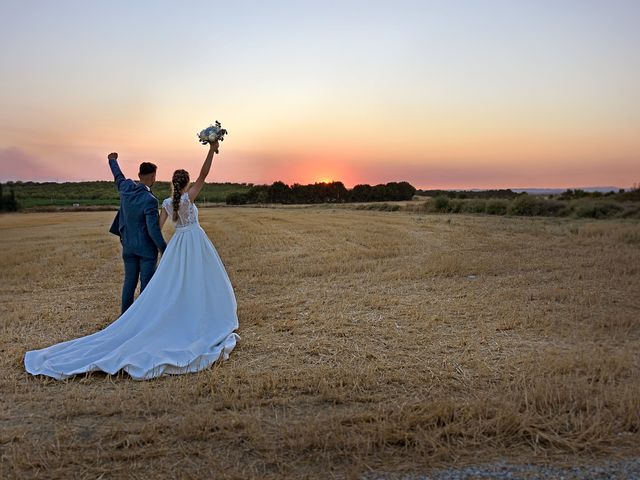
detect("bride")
[24,140,240,380]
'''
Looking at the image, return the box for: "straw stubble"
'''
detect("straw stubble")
[0,208,638,478]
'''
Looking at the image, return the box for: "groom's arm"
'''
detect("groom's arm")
[107,152,126,191]
[144,198,167,254]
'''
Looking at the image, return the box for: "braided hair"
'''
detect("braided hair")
[171,169,190,222]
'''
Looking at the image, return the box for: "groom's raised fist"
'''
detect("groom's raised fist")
[108,152,118,161]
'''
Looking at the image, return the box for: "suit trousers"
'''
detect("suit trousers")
[122,251,158,314]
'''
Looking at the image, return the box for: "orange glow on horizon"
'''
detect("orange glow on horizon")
[1,3,639,189]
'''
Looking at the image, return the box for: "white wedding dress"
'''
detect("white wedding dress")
[24,192,240,380]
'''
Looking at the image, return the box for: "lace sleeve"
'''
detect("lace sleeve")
[162,197,173,215]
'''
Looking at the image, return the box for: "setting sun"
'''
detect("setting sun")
[0,1,638,190]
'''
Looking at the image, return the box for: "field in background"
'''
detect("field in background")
[1,207,639,478]
[3,181,251,208]
[3,181,639,221]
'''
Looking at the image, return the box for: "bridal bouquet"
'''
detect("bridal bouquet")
[197,121,228,145]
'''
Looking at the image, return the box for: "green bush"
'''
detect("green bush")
[507,195,545,216]
[507,195,569,217]
[225,192,249,205]
[0,184,20,211]
[449,199,464,213]
[574,201,624,219]
[432,196,451,212]
[542,200,571,216]
[618,204,640,219]
[414,190,635,220]
[486,199,508,215]
[460,199,487,214]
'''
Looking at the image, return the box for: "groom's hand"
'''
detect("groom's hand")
[108,152,118,161]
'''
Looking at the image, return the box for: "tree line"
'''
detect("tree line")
[226,181,417,205]
[3,180,251,208]
[417,187,640,202]
[557,187,640,202]
[416,189,520,199]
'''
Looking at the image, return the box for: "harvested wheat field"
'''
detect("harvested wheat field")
[1,207,639,479]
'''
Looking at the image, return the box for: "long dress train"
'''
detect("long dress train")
[24,192,240,380]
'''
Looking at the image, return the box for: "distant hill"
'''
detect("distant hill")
[417,187,623,197]
[513,187,620,195]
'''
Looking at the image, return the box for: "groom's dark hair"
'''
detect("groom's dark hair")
[139,162,157,176]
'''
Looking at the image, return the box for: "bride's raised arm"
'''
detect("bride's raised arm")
[188,140,218,203]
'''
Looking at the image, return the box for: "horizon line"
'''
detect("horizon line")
[0,178,626,192]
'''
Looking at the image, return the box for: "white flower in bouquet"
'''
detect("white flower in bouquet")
[197,121,228,145]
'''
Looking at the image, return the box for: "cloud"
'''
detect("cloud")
[0,147,62,181]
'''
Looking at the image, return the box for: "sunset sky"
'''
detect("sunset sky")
[0,0,638,189]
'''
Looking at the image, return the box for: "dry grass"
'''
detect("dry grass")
[0,207,639,479]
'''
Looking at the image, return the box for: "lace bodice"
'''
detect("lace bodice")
[162,192,199,228]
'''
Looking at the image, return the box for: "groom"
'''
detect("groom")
[108,152,167,313]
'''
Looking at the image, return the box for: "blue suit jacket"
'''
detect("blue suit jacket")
[108,158,167,258]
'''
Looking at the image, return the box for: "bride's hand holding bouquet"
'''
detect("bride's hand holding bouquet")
[197,121,227,154]
[207,139,219,153]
